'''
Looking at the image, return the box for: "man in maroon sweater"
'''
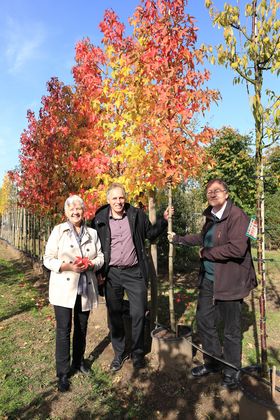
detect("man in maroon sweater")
[169,179,257,389]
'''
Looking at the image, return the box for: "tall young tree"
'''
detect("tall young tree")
[205,0,280,374]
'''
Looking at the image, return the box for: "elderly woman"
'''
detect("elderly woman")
[169,179,257,389]
[44,195,104,392]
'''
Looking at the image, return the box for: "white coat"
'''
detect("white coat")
[43,222,104,311]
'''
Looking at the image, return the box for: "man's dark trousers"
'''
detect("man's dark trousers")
[105,265,147,357]
[196,277,243,376]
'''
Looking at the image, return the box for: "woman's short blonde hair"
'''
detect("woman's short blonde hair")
[64,195,85,213]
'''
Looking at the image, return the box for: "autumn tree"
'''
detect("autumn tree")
[205,0,280,374]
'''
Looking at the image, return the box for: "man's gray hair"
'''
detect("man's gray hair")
[206,179,229,193]
[106,183,126,200]
[64,195,85,212]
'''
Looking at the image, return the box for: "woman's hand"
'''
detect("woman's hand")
[72,261,87,273]
[60,262,87,273]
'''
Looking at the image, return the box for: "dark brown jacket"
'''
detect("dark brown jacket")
[173,199,257,300]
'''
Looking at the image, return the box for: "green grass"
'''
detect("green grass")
[0,305,55,417]
[0,259,39,320]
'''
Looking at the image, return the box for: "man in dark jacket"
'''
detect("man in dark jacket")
[169,179,257,389]
[92,182,170,371]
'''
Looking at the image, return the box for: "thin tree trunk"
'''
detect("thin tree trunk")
[168,182,175,331]
[252,0,268,376]
[148,191,158,327]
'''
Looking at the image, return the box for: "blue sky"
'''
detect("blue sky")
[0,0,275,185]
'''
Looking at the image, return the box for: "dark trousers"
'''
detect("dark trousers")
[196,277,243,376]
[105,265,147,357]
[54,295,90,377]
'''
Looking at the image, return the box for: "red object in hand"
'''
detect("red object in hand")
[74,256,94,269]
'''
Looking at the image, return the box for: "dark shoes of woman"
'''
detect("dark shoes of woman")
[71,361,91,375]
[58,374,70,392]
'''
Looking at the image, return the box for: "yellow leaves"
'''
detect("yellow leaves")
[106,45,115,59]
[122,66,131,77]
[273,20,280,31]
[223,26,233,43]
[245,3,253,16]
[91,99,101,112]
[138,36,146,46]
[205,0,212,8]
[231,61,239,69]
[0,174,14,215]
[210,56,216,65]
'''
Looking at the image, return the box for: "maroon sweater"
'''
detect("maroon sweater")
[173,200,257,300]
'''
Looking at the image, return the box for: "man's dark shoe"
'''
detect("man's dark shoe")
[58,374,70,392]
[222,374,238,390]
[110,353,129,372]
[132,355,146,369]
[191,364,221,377]
[71,362,91,376]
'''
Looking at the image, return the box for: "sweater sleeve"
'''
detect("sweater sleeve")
[201,209,250,261]
[173,233,203,247]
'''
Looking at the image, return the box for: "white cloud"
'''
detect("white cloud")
[5,17,46,73]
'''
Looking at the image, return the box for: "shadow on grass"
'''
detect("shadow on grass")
[88,334,111,365]
[266,275,280,309]
[0,257,48,322]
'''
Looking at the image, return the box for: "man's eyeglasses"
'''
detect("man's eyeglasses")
[206,189,226,196]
